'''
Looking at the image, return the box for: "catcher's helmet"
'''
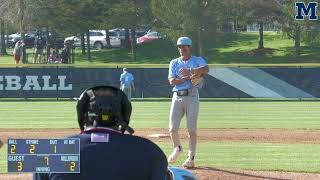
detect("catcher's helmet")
[76,85,134,134]
[177,37,192,46]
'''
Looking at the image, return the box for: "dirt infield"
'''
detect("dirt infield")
[191,167,320,180]
[1,169,320,180]
[2,128,320,144]
[2,128,320,179]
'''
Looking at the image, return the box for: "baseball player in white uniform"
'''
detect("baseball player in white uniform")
[167,37,209,168]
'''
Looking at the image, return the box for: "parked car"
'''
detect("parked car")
[89,31,108,49]
[109,28,147,46]
[48,33,65,49]
[136,30,147,38]
[109,28,146,39]
[64,30,121,49]
[7,33,36,48]
[9,33,20,39]
[6,31,64,49]
[100,30,123,48]
[64,36,81,47]
[137,31,161,44]
[0,35,7,42]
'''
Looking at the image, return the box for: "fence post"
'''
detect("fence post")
[71,45,75,64]
[56,65,59,100]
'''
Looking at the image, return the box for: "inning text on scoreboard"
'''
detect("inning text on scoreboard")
[7,138,80,173]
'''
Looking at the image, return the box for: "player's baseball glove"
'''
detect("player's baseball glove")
[190,73,204,86]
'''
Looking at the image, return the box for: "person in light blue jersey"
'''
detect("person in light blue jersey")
[120,68,135,102]
[167,37,209,168]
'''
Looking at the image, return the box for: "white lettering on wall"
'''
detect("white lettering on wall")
[23,76,41,90]
[0,75,73,91]
[58,76,72,90]
[5,76,21,90]
[42,76,57,90]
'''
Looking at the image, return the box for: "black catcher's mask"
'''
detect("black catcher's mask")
[77,85,134,134]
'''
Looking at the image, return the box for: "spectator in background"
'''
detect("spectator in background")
[120,68,135,102]
[13,40,24,64]
[48,50,63,64]
[61,42,70,64]
[33,32,46,64]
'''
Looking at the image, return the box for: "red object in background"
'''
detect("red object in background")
[137,32,161,44]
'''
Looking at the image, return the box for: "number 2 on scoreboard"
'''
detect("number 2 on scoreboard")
[30,145,35,154]
[10,145,16,154]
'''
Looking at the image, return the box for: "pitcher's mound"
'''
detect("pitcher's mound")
[148,133,170,138]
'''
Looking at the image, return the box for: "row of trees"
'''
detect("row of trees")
[151,0,320,57]
[0,0,319,60]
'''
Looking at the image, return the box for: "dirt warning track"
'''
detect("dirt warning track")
[2,128,320,179]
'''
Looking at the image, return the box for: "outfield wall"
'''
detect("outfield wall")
[0,67,319,98]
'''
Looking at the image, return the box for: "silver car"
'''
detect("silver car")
[64,30,121,49]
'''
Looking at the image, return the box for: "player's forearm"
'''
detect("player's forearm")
[169,76,190,86]
[190,66,209,76]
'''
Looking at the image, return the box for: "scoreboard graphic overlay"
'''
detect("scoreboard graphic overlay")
[8,138,80,173]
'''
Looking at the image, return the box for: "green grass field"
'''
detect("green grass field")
[1,32,320,65]
[1,101,320,173]
[0,101,319,129]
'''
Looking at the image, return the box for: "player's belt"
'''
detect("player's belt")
[174,88,199,96]
[175,89,188,96]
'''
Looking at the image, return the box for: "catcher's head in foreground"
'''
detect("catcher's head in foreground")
[76,85,134,134]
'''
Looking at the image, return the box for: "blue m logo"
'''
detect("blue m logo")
[295,2,318,20]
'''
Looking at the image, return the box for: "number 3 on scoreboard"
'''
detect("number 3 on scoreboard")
[70,162,76,171]
[17,162,23,171]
